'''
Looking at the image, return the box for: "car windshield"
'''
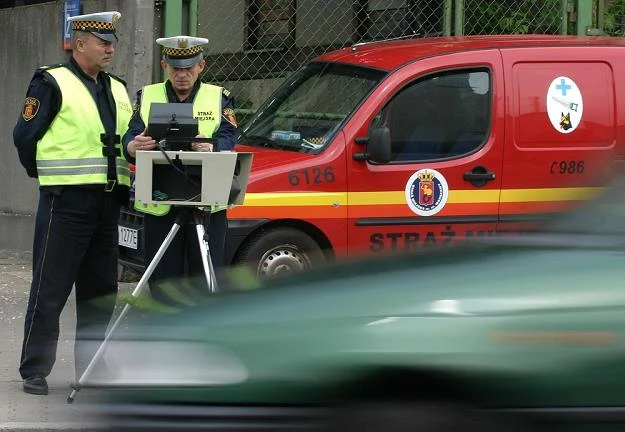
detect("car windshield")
[238,62,386,153]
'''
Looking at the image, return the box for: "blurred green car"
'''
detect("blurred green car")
[93,179,625,431]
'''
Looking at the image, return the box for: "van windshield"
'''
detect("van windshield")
[238,62,386,153]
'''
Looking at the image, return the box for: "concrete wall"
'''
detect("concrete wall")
[0,0,156,251]
[199,0,245,55]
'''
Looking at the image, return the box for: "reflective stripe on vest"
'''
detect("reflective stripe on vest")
[36,67,133,187]
[135,82,226,216]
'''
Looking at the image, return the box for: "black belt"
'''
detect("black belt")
[72,181,117,192]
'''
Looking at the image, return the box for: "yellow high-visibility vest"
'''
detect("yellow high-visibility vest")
[36,65,133,187]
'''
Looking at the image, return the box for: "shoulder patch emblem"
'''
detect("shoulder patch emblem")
[223,88,231,97]
[223,107,237,127]
[22,97,40,122]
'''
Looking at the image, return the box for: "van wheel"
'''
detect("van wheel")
[236,227,325,279]
[329,400,521,432]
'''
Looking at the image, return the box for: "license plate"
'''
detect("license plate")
[118,226,138,250]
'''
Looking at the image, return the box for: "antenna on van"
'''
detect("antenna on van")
[351,32,421,51]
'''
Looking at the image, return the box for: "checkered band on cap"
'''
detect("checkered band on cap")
[162,45,204,58]
[306,137,326,145]
[71,20,116,33]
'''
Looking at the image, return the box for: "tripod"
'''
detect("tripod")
[67,207,217,403]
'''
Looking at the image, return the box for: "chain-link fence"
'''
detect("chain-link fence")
[464,0,565,35]
[194,0,616,125]
[198,0,445,123]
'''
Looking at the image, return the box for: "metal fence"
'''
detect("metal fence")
[463,0,565,35]
[193,0,612,125]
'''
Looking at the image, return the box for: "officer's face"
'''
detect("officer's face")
[77,34,116,72]
[162,59,205,93]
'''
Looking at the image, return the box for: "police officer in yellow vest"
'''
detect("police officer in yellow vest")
[123,36,237,304]
[12,11,132,395]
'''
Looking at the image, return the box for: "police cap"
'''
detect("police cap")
[67,11,121,43]
[157,36,209,68]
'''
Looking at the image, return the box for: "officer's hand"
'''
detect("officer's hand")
[129,129,156,157]
[191,134,213,152]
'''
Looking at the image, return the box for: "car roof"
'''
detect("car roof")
[315,35,625,71]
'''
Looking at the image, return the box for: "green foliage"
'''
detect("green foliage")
[464,0,565,35]
[604,0,625,36]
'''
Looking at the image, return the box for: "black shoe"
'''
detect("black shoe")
[23,375,48,395]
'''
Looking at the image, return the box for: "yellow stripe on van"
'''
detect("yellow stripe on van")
[347,190,501,204]
[500,187,601,202]
[448,189,501,203]
[240,186,602,207]
[242,192,347,206]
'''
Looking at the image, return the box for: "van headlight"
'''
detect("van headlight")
[87,340,248,387]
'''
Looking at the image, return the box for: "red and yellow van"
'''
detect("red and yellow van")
[120,35,625,279]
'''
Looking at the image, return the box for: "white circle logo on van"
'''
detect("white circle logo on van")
[405,169,448,216]
[546,76,583,134]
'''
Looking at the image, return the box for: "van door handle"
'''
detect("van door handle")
[464,166,495,187]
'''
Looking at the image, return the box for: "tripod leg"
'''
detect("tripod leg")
[194,220,218,293]
[67,221,183,403]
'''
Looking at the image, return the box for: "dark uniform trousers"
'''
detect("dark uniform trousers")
[144,208,228,304]
[20,186,121,379]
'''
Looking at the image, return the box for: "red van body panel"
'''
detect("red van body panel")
[226,36,625,276]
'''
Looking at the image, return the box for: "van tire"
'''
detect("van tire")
[236,227,325,279]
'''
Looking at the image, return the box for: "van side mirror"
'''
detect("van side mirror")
[367,126,391,163]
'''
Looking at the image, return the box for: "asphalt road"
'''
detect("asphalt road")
[0,250,134,431]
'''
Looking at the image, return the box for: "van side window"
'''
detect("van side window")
[370,69,491,163]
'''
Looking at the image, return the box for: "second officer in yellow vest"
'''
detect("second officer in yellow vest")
[123,36,237,304]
